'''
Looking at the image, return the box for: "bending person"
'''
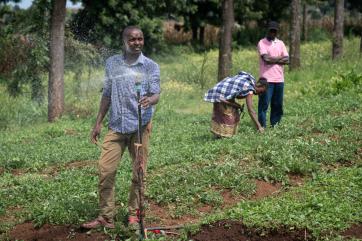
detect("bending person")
[204,71,268,138]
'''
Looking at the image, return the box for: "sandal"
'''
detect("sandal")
[81,216,115,229]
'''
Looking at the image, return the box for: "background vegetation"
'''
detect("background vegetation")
[0,38,361,240]
[0,0,362,240]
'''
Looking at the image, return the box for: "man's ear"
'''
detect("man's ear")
[122,40,128,50]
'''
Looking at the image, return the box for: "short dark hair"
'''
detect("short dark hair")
[122,26,142,40]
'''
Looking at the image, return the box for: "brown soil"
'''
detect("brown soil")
[42,160,97,176]
[9,222,110,241]
[6,177,284,240]
[252,180,282,200]
[146,180,282,227]
[8,160,97,177]
[222,180,282,207]
[288,174,305,186]
[64,160,97,169]
[342,223,362,239]
[190,220,313,241]
[11,168,28,176]
[146,201,199,227]
[197,204,213,213]
[221,190,244,207]
[0,206,23,225]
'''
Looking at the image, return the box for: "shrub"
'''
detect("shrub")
[319,69,362,96]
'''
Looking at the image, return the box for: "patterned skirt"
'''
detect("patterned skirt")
[211,102,240,138]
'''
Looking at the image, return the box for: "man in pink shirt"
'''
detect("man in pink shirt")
[257,21,289,128]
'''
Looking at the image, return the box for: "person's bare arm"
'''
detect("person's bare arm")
[261,54,289,65]
[245,94,264,133]
[139,94,160,108]
[277,56,289,65]
[91,96,111,144]
[220,99,241,109]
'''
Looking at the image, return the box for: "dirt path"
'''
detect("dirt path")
[190,222,362,241]
[7,180,283,240]
[190,220,313,241]
[8,221,362,240]
[145,179,283,227]
[342,223,362,239]
[8,222,110,241]
[7,179,362,241]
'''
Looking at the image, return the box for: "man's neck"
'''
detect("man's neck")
[124,52,141,65]
[266,36,276,42]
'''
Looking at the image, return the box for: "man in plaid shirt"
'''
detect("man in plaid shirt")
[82,26,160,230]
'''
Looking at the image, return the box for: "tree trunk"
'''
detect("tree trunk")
[191,26,198,43]
[218,0,234,82]
[199,25,205,46]
[332,0,344,60]
[360,31,362,54]
[302,3,308,41]
[48,0,66,122]
[290,0,301,70]
[190,14,198,43]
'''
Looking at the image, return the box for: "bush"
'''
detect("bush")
[233,27,264,47]
[307,27,331,42]
[319,69,362,96]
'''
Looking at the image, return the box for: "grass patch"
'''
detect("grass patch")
[221,167,362,239]
[0,38,361,240]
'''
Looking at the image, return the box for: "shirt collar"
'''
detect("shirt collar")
[121,53,145,66]
[265,37,278,43]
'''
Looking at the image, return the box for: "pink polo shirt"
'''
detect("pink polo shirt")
[257,38,289,83]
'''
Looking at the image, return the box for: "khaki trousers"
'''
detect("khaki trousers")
[98,122,151,220]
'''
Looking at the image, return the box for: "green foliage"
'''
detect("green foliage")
[0,0,50,100]
[233,27,264,47]
[330,69,362,94]
[182,52,210,88]
[138,17,166,54]
[64,32,103,72]
[0,170,100,226]
[0,119,101,170]
[70,1,166,55]
[318,69,362,96]
[0,1,102,101]
[307,27,332,42]
[0,86,47,130]
[0,39,361,241]
[225,167,362,238]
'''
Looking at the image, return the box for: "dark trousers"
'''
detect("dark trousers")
[258,82,284,128]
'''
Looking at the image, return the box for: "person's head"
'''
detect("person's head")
[122,26,144,55]
[266,21,279,41]
[255,77,268,94]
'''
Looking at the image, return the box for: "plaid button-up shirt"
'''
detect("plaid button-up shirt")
[204,71,256,103]
[103,53,161,134]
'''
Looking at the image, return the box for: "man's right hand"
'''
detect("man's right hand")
[258,127,265,133]
[91,124,102,144]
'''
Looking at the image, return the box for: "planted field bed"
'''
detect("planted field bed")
[0,39,361,240]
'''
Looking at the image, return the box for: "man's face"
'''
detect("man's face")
[267,29,277,40]
[255,85,267,95]
[124,29,144,54]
